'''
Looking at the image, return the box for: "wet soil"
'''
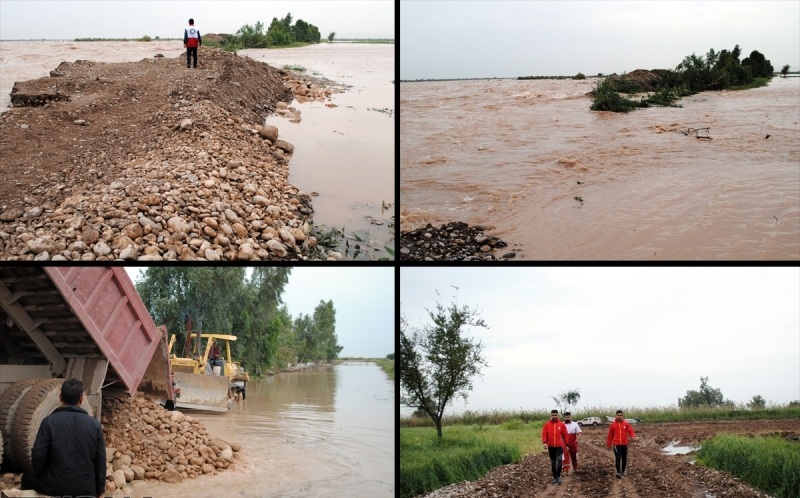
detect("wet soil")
[420,419,799,498]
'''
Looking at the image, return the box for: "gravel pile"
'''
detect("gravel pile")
[0,48,348,261]
[400,222,515,261]
[101,393,240,494]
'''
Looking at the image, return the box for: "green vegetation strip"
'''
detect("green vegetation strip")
[402,405,800,427]
[401,422,540,498]
[374,358,394,380]
[697,434,800,498]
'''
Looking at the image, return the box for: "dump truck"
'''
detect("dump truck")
[0,266,172,473]
[167,329,250,412]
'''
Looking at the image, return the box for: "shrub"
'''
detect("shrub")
[573,72,586,80]
[697,434,800,498]
[589,79,640,112]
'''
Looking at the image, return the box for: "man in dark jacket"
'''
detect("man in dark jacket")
[21,378,107,498]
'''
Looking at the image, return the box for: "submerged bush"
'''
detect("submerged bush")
[589,78,640,112]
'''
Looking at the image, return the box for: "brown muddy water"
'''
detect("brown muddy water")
[0,41,394,259]
[400,77,800,260]
[253,43,395,259]
[130,362,394,497]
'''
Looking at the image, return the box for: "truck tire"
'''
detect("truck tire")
[0,377,41,469]
[11,378,93,474]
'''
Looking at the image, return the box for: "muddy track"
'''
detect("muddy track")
[420,419,797,498]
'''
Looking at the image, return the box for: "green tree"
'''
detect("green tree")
[551,389,581,414]
[328,31,336,43]
[399,295,489,439]
[742,50,774,78]
[780,64,790,77]
[236,21,268,48]
[136,267,246,356]
[747,394,766,409]
[678,376,730,408]
[312,299,343,361]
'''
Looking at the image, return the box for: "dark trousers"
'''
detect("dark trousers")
[187,47,197,67]
[613,445,629,474]
[547,446,563,478]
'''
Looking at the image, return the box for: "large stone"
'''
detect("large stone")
[27,237,56,254]
[265,239,287,257]
[258,125,278,142]
[167,216,191,235]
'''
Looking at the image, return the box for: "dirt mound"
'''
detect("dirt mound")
[420,419,797,498]
[0,47,344,260]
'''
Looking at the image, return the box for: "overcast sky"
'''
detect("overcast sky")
[0,1,394,40]
[401,267,800,415]
[126,267,394,359]
[400,0,800,79]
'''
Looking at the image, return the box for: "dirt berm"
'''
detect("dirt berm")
[0,47,342,261]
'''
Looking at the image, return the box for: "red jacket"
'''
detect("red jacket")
[606,420,636,446]
[541,419,569,447]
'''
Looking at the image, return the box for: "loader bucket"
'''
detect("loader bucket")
[173,372,231,412]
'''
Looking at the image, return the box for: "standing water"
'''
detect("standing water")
[130,362,394,497]
[400,77,800,260]
[254,43,395,259]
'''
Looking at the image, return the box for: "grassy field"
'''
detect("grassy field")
[401,420,541,498]
[401,405,800,497]
[698,434,800,498]
[401,405,800,427]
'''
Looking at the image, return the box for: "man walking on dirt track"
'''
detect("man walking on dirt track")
[564,411,582,471]
[606,409,636,479]
[184,18,202,68]
[541,409,569,485]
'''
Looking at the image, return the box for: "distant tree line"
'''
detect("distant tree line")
[209,13,322,51]
[591,44,776,112]
[135,268,343,374]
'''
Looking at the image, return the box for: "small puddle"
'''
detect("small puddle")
[661,440,700,455]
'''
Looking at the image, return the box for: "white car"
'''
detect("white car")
[577,416,602,426]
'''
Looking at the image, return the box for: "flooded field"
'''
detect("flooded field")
[400,77,800,260]
[131,362,394,497]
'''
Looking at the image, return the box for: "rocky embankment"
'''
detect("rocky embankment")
[0,47,346,260]
[400,222,515,261]
[0,393,239,496]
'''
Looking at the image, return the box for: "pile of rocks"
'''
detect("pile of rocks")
[101,393,240,494]
[400,222,514,261]
[0,48,352,261]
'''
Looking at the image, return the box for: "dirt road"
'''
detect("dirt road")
[421,419,798,498]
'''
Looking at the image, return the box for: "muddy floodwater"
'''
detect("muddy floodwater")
[400,77,800,260]
[130,362,394,497]
[0,41,394,258]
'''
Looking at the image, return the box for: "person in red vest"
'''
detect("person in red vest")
[606,409,636,478]
[563,411,582,472]
[183,18,202,68]
[541,409,569,485]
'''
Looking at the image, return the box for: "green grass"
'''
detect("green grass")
[697,434,800,498]
[401,405,800,427]
[374,358,394,380]
[729,77,771,91]
[400,423,539,498]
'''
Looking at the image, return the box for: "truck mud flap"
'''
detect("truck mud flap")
[173,372,230,412]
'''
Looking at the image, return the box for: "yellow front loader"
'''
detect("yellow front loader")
[167,331,249,412]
